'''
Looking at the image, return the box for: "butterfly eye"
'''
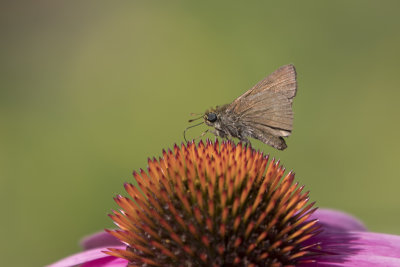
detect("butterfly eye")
[207,113,217,122]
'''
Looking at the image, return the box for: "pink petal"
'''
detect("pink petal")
[312,209,367,232]
[302,231,400,266]
[81,231,123,250]
[306,254,400,267]
[46,246,126,267]
[81,257,128,267]
[350,232,400,259]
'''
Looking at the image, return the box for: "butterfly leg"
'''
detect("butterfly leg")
[210,129,227,138]
[209,129,218,137]
[193,129,209,141]
[225,135,232,141]
[240,137,251,147]
[210,129,233,143]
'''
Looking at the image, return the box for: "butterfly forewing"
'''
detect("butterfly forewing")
[229,64,297,113]
[226,64,297,148]
[239,64,297,104]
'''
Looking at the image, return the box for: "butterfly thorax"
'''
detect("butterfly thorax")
[204,105,253,141]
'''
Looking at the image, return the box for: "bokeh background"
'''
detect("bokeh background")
[1,1,400,266]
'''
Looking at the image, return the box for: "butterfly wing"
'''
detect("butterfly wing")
[226,64,297,148]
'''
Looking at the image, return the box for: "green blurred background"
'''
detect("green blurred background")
[1,1,400,266]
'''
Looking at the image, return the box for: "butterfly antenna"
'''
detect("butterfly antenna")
[184,121,204,142]
[188,115,203,123]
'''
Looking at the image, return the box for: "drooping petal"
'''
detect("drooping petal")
[47,246,127,267]
[342,232,400,263]
[81,256,128,267]
[312,209,367,232]
[311,254,400,267]
[81,231,123,250]
[301,230,400,266]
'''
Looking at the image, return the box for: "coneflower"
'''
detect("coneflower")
[107,140,320,266]
[48,141,400,267]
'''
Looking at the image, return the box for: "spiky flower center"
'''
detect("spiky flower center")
[106,141,320,267]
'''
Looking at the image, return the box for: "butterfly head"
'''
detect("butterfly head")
[204,111,218,126]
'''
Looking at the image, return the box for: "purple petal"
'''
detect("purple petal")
[81,257,128,267]
[81,231,123,250]
[307,254,400,267]
[47,246,126,267]
[312,209,367,232]
[350,232,400,259]
[302,231,400,266]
